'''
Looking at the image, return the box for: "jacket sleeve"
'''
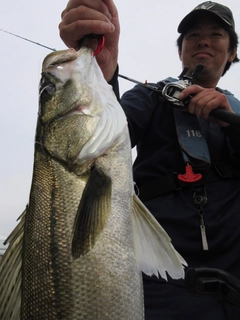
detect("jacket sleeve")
[108,65,120,102]
[217,89,240,164]
[221,125,240,165]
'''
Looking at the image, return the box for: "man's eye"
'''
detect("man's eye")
[212,32,223,37]
[188,32,198,38]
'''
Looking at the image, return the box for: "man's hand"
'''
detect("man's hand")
[59,0,120,81]
[179,85,233,127]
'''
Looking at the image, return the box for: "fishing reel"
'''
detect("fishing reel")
[161,64,204,109]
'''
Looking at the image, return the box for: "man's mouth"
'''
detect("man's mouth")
[193,51,213,58]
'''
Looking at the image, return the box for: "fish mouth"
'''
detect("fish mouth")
[64,102,89,117]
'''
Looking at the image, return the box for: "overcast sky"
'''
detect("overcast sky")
[1,0,240,238]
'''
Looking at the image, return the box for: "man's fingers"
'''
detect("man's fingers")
[62,0,111,20]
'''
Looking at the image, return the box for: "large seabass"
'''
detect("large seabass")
[0,47,186,320]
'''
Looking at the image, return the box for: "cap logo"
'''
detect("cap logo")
[195,2,215,10]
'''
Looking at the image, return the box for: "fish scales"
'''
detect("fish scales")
[22,147,139,319]
[21,151,82,319]
[0,47,186,320]
[72,136,144,319]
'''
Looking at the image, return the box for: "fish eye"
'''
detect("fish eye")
[40,83,56,98]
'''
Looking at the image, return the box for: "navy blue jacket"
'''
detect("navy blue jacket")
[110,70,240,285]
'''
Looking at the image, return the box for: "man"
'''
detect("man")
[59,1,240,319]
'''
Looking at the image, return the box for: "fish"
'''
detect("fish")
[0,46,187,320]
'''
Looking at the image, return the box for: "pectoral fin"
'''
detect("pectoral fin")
[132,194,187,280]
[72,166,111,258]
[0,208,26,320]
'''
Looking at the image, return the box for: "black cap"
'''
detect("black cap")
[178,1,235,33]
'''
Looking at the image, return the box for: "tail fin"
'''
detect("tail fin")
[0,208,26,319]
[132,194,187,280]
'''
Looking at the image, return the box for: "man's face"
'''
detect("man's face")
[179,17,236,86]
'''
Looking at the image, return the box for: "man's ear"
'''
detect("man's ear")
[228,48,237,62]
[178,49,182,61]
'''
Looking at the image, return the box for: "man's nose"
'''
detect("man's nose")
[197,35,210,47]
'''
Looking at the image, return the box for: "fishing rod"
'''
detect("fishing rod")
[119,66,240,127]
[1,28,240,126]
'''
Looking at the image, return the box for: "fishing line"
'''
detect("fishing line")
[0,28,56,51]
[0,28,131,82]
[0,28,140,83]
